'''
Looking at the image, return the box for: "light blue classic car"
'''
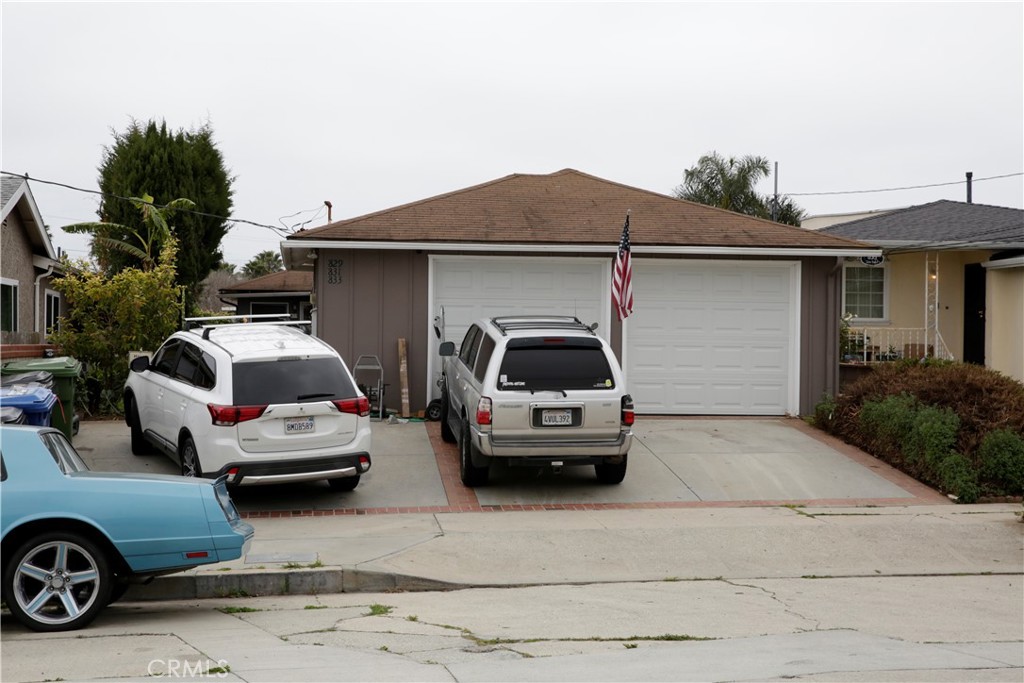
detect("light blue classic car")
[1,425,254,632]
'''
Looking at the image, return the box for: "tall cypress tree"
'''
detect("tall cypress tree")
[96,119,234,311]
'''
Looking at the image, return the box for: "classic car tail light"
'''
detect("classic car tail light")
[208,404,267,426]
[621,394,635,427]
[333,396,370,417]
[476,397,493,426]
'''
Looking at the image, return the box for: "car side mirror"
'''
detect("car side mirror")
[130,356,151,373]
[439,341,456,357]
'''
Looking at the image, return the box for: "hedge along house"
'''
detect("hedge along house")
[281,169,879,417]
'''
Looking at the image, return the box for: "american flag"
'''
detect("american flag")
[612,214,633,321]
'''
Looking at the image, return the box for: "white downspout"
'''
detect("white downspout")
[34,264,54,335]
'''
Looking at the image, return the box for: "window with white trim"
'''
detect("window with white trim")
[1,279,19,332]
[45,290,61,335]
[842,261,888,321]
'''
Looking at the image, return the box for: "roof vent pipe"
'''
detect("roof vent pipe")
[966,171,973,204]
[324,200,333,223]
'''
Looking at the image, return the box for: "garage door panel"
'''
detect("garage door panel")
[431,257,608,402]
[627,261,796,415]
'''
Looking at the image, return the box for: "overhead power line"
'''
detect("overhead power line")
[788,172,1023,197]
[1,171,294,237]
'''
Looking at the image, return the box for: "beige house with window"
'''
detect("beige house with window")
[820,200,1023,382]
[1,176,63,358]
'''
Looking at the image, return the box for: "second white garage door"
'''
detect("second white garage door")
[626,260,800,415]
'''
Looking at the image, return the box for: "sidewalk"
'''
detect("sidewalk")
[68,418,1021,602]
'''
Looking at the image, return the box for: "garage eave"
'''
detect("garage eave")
[281,240,881,260]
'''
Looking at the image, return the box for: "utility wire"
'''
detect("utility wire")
[788,172,1023,197]
[1,171,295,237]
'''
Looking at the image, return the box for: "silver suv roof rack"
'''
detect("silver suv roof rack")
[490,316,597,336]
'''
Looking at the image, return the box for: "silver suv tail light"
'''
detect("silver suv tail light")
[476,397,493,426]
[621,394,635,427]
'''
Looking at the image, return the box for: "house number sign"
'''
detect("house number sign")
[327,259,343,285]
[860,256,884,266]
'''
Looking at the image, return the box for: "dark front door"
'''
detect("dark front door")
[962,263,986,365]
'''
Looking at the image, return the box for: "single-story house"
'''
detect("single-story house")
[1,176,63,359]
[281,169,879,417]
[218,270,312,319]
[819,200,1023,382]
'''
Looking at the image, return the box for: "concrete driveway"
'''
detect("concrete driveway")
[70,417,946,513]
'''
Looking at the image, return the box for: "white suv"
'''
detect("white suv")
[124,320,371,490]
[439,316,633,487]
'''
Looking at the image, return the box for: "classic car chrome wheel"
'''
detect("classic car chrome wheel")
[5,532,112,632]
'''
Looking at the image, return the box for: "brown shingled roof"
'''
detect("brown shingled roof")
[288,169,871,250]
[220,270,312,294]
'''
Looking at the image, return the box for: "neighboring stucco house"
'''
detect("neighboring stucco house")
[1,177,63,358]
[820,200,1024,382]
[281,169,879,417]
[218,270,312,319]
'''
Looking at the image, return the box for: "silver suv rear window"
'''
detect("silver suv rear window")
[497,337,615,391]
[233,357,358,405]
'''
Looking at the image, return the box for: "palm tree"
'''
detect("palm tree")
[63,194,195,271]
[672,152,806,227]
[242,250,283,279]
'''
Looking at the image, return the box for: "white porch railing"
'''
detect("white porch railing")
[843,327,955,363]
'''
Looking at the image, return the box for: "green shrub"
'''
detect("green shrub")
[937,453,980,503]
[50,241,182,415]
[859,394,918,466]
[906,405,960,471]
[978,429,1024,496]
[813,392,838,431]
[819,361,1024,501]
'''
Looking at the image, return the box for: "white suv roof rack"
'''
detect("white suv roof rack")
[489,316,597,336]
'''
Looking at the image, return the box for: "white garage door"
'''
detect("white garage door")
[428,255,609,402]
[626,260,800,415]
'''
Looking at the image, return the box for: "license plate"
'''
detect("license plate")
[285,416,315,434]
[541,409,573,426]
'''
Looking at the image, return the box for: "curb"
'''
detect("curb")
[122,568,465,602]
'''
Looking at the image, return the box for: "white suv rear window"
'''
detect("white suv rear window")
[497,337,615,391]
[232,357,358,405]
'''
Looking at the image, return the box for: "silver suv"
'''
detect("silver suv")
[438,316,633,487]
[124,319,371,490]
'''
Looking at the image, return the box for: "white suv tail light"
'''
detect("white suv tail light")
[476,397,493,426]
[333,396,370,417]
[208,404,267,426]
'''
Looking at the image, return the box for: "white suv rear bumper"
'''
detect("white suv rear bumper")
[472,426,632,458]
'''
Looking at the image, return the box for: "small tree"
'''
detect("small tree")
[242,250,283,279]
[63,194,195,271]
[96,119,234,311]
[50,240,182,415]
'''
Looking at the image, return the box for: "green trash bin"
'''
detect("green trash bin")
[1,356,82,440]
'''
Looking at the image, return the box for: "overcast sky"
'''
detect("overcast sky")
[3,1,1022,268]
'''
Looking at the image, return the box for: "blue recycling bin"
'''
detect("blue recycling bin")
[0,385,56,427]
